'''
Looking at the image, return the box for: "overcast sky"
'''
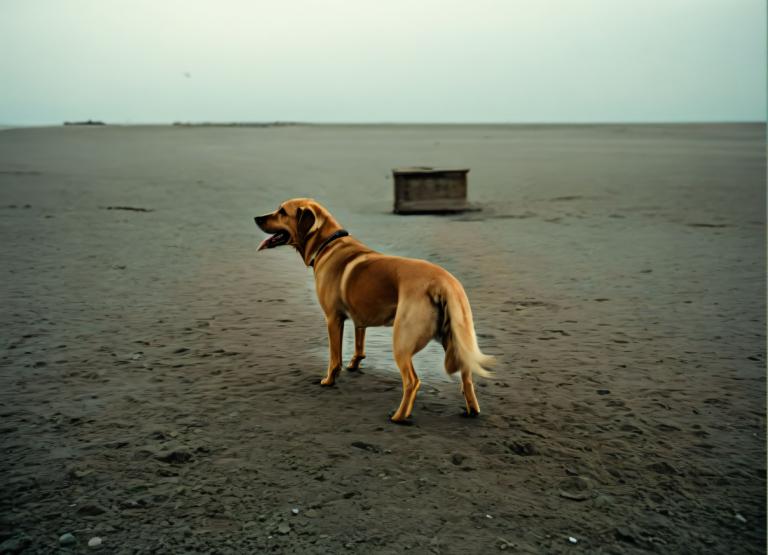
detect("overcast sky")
[1,0,765,124]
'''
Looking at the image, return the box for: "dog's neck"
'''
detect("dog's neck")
[300,218,345,267]
[308,229,349,267]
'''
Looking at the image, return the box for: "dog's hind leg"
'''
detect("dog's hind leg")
[460,368,481,417]
[442,335,481,416]
[320,315,344,386]
[390,301,435,422]
[346,327,366,371]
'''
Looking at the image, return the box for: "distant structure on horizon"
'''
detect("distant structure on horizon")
[63,120,105,126]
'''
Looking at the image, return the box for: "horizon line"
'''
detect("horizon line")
[2,119,766,128]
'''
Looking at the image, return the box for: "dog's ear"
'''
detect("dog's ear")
[296,205,323,238]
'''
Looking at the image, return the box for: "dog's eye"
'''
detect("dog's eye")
[278,207,287,216]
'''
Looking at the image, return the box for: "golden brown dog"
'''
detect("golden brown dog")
[255,198,494,422]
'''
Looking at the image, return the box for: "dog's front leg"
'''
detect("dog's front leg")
[320,315,344,386]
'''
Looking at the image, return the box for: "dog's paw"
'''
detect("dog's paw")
[389,412,414,426]
[460,408,480,418]
[346,357,365,372]
[319,378,335,387]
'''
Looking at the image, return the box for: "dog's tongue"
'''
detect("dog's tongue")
[257,231,286,251]
[257,235,275,251]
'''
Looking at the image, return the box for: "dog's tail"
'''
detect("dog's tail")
[431,276,495,378]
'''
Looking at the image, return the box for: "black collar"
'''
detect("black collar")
[309,229,349,267]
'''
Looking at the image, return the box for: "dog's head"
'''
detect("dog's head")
[254,198,337,263]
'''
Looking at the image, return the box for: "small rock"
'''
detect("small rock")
[497,537,515,550]
[77,503,106,516]
[67,466,92,480]
[558,476,593,501]
[593,494,615,508]
[735,513,747,524]
[508,441,538,456]
[305,509,319,518]
[568,536,578,544]
[291,507,299,515]
[350,441,382,454]
[596,389,610,395]
[59,533,76,546]
[451,453,466,466]
[0,534,31,554]
[88,537,103,548]
[614,526,638,544]
[277,522,291,535]
[156,448,193,464]
[646,461,678,475]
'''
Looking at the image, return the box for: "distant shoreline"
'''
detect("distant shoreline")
[0,121,764,131]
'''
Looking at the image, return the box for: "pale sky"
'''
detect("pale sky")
[1,0,765,124]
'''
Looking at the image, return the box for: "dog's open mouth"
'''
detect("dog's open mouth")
[258,230,290,251]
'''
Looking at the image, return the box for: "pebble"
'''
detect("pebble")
[568,536,578,544]
[59,533,76,546]
[735,513,747,524]
[277,522,291,535]
[88,537,103,548]
[291,508,300,515]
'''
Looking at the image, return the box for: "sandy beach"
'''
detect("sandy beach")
[0,123,765,553]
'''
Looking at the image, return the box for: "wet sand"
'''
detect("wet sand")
[0,123,765,553]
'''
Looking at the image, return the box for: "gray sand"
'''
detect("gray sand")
[0,123,765,553]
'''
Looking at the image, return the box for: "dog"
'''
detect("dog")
[255,198,495,422]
